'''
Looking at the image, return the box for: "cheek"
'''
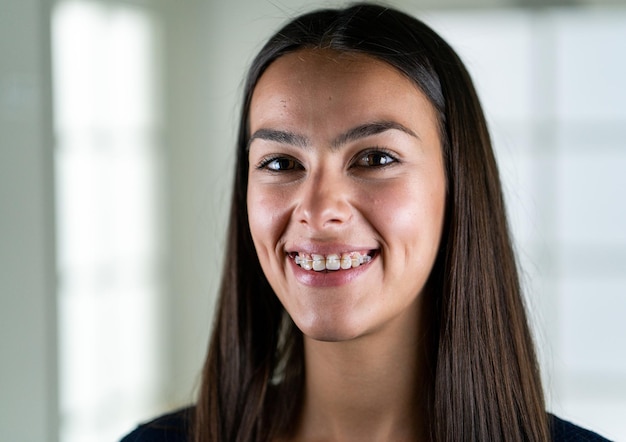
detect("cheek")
[247,186,291,249]
[368,177,445,249]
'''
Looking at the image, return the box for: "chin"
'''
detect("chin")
[304,330,356,343]
[293,314,365,343]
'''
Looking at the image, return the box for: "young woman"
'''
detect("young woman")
[122,3,610,441]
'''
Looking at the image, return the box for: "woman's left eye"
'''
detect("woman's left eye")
[353,150,397,168]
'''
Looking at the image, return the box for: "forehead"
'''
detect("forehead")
[249,49,438,135]
[264,49,398,79]
[253,49,414,98]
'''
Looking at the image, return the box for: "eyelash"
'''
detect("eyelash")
[255,148,399,172]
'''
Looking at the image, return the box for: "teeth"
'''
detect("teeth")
[325,254,340,271]
[295,254,313,270]
[352,254,360,268]
[312,254,325,271]
[294,251,373,272]
[340,255,352,269]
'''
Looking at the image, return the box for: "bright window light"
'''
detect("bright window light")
[52,1,164,441]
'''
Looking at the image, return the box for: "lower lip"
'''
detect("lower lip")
[288,255,376,287]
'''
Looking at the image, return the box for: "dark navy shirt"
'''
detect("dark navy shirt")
[120,407,612,441]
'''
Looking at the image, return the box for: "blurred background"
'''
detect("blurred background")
[1,0,625,440]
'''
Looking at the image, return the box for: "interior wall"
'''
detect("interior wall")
[0,0,58,440]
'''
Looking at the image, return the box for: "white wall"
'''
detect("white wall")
[0,0,58,440]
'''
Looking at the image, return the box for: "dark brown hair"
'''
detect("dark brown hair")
[195,3,548,441]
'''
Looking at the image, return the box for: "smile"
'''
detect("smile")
[290,251,375,272]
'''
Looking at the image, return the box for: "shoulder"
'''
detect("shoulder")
[550,414,612,441]
[120,406,194,442]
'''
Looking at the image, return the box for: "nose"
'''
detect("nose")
[294,170,352,230]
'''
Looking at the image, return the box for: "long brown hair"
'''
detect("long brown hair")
[194,3,549,441]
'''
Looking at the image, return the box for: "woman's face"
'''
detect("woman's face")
[247,49,446,342]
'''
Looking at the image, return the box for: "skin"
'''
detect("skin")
[247,49,446,441]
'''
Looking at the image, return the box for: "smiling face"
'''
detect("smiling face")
[247,49,446,342]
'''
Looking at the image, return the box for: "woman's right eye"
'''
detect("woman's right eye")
[258,156,302,172]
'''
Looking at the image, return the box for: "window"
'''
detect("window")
[52,1,164,440]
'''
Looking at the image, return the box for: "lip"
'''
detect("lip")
[286,244,379,287]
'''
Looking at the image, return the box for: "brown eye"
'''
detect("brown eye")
[260,156,302,171]
[355,151,396,168]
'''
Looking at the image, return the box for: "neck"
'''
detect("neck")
[293,306,430,441]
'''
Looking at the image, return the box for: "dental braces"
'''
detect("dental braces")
[294,252,372,271]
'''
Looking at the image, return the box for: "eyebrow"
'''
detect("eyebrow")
[331,121,418,149]
[248,120,418,151]
[248,128,309,150]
